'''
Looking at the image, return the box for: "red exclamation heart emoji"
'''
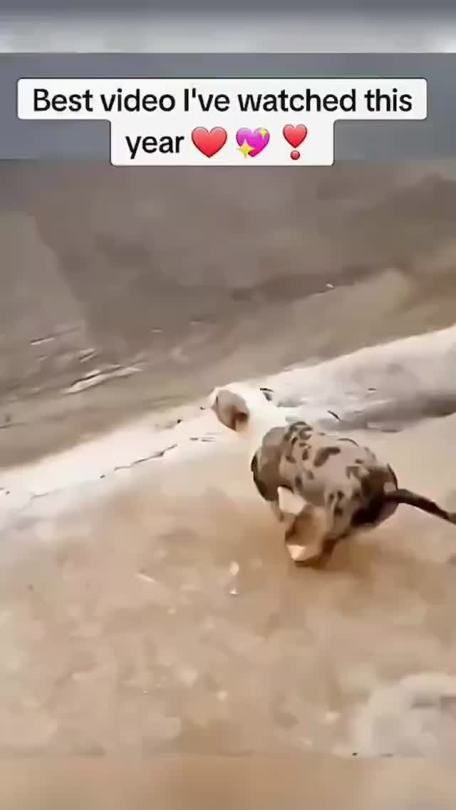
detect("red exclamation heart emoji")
[283,124,308,160]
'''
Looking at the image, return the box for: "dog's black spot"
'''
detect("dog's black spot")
[298,424,313,440]
[346,464,363,482]
[333,491,346,514]
[314,446,341,467]
[250,455,269,500]
[289,421,309,435]
[301,446,310,461]
[306,470,315,480]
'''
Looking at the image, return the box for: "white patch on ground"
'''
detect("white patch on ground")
[1,325,455,522]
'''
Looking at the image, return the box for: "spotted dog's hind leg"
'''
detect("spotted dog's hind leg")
[284,504,329,567]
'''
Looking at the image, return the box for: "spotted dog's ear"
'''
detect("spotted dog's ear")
[211,389,250,431]
[260,387,275,402]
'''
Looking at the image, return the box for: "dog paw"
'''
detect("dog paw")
[287,545,328,569]
[287,543,309,562]
[287,543,325,566]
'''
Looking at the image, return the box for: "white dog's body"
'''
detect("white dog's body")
[209,382,456,567]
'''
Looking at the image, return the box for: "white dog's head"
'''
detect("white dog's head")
[208,382,284,444]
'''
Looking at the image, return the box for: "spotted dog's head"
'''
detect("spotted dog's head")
[208,382,278,436]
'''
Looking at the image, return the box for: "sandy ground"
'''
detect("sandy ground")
[1,333,456,764]
[1,755,456,810]
[1,164,456,805]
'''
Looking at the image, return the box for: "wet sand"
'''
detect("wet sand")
[2,161,456,465]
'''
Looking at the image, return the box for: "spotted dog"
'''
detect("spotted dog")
[209,382,456,567]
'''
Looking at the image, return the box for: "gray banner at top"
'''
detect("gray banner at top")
[2,53,456,160]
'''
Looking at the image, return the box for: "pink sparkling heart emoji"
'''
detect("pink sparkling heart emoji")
[236,127,270,158]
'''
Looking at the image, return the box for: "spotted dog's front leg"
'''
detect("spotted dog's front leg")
[277,486,307,517]
[283,504,329,567]
[270,486,307,525]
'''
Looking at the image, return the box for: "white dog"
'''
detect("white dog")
[209,382,456,567]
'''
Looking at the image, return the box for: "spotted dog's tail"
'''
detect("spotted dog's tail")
[383,488,456,525]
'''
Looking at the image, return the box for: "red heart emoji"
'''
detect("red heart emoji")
[283,124,308,149]
[191,126,227,158]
